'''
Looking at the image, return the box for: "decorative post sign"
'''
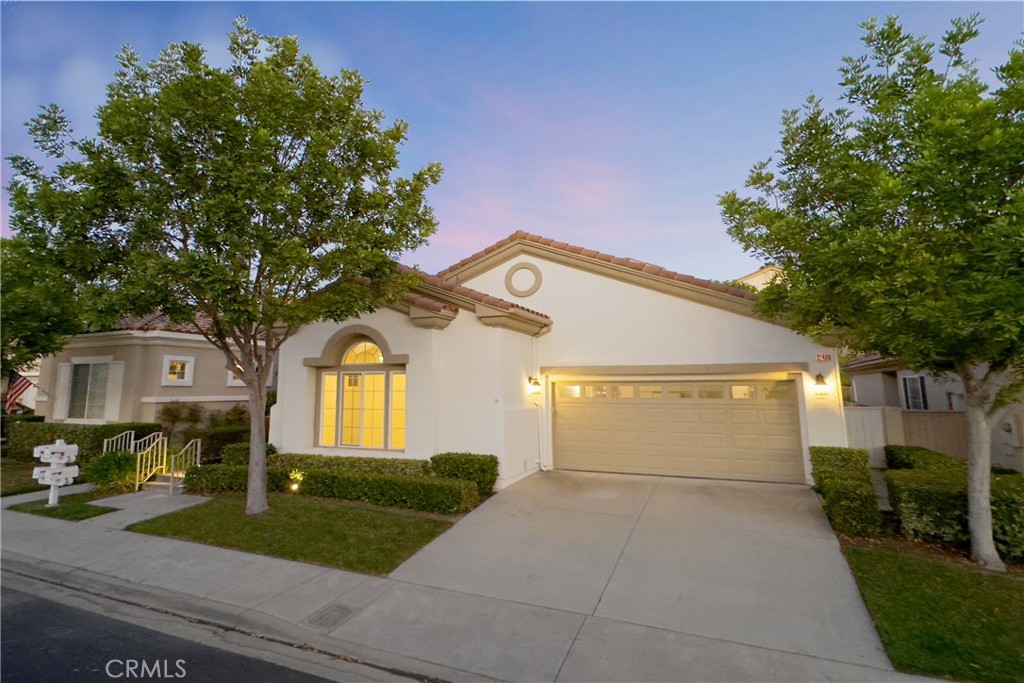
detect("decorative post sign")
[32,439,80,507]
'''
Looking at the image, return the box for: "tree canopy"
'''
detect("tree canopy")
[6,17,443,513]
[720,14,1023,569]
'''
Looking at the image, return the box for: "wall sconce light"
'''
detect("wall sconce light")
[813,373,829,397]
[528,376,543,396]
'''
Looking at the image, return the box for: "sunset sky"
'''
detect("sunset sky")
[3,1,1021,280]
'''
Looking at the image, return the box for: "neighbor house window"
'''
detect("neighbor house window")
[318,341,405,450]
[902,376,928,410]
[68,362,109,420]
[161,355,195,387]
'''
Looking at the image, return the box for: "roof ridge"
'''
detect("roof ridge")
[437,231,759,302]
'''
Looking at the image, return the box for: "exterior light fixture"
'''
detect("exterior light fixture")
[814,373,827,386]
[528,376,543,395]
[813,373,830,397]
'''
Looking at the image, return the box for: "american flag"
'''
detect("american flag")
[5,373,33,413]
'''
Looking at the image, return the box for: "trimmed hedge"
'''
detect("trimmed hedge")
[181,425,250,464]
[268,453,430,477]
[431,452,499,497]
[884,445,966,471]
[6,422,163,461]
[884,466,1024,562]
[220,442,278,466]
[809,446,883,537]
[1,414,44,441]
[184,464,477,514]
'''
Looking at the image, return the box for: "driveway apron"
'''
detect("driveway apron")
[390,470,891,671]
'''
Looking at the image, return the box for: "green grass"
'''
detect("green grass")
[844,543,1024,683]
[1,454,46,497]
[8,490,119,521]
[127,493,452,575]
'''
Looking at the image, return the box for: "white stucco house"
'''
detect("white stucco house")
[270,232,847,489]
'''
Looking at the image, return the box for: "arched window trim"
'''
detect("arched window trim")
[303,324,409,368]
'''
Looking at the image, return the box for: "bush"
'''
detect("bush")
[82,450,137,493]
[181,425,250,464]
[268,453,430,477]
[183,464,478,514]
[300,470,479,514]
[885,468,1024,561]
[183,464,289,494]
[1,414,44,442]
[884,445,966,471]
[431,452,499,497]
[6,422,163,462]
[809,446,883,537]
[221,442,278,466]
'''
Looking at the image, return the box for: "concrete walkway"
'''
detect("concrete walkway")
[1,474,933,682]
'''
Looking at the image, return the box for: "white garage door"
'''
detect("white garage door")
[553,380,804,483]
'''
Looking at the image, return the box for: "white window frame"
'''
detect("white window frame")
[902,376,928,411]
[56,355,123,424]
[161,355,196,387]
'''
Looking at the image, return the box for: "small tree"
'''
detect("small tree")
[7,18,442,514]
[720,14,1023,570]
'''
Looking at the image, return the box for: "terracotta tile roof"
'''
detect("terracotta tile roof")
[399,264,551,320]
[437,230,759,302]
[111,312,209,335]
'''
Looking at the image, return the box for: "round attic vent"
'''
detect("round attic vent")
[504,262,542,297]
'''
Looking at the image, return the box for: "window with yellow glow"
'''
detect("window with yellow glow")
[318,339,406,450]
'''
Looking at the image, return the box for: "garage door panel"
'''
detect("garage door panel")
[554,380,803,484]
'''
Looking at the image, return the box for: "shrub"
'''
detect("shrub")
[183,465,290,494]
[183,464,478,514]
[885,468,1024,561]
[268,453,430,477]
[884,445,965,471]
[300,470,479,514]
[809,446,883,537]
[431,452,499,497]
[157,403,205,441]
[1,414,44,442]
[82,450,137,493]
[206,404,249,428]
[181,425,250,464]
[220,442,278,466]
[6,422,163,462]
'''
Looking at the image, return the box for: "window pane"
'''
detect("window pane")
[68,364,90,419]
[698,384,724,399]
[320,373,338,446]
[85,363,108,419]
[390,373,406,450]
[609,385,634,399]
[343,341,384,365]
[583,385,608,399]
[666,384,691,399]
[556,385,581,400]
[363,373,385,448]
[341,374,362,446]
[168,360,188,381]
[731,385,755,400]
[638,385,662,399]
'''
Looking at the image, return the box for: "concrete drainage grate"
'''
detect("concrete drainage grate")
[303,602,355,631]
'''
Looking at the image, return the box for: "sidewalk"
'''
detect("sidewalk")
[1,488,932,683]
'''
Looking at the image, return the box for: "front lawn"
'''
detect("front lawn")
[127,493,451,575]
[0,453,46,497]
[843,539,1024,683]
[8,490,119,521]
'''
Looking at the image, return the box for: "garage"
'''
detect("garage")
[553,380,804,483]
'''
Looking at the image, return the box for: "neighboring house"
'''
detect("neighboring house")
[35,314,260,425]
[270,231,847,489]
[843,354,1023,471]
[734,265,782,291]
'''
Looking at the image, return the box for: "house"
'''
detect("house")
[843,354,1023,471]
[35,314,258,425]
[733,265,782,291]
[270,231,847,489]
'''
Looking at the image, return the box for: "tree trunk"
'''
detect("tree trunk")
[964,404,1005,571]
[245,380,270,516]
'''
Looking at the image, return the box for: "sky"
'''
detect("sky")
[2,1,1022,281]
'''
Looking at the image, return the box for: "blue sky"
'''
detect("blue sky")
[2,1,1021,279]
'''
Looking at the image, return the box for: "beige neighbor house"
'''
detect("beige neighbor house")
[270,231,848,489]
[844,354,1024,472]
[35,314,258,425]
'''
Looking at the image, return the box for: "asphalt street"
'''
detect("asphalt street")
[1,586,335,683]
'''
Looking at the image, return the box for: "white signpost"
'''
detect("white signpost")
[32,439,80,507]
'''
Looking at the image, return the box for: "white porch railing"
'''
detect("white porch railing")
[103,430,136,454]
[168,440,202,495]
[135,434,168,492]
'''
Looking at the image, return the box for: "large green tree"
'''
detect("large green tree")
[6,18,442,514]
[0,235,83,378]
[720,15,1023,571]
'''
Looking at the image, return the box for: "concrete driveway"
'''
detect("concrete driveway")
[391,470,897,681]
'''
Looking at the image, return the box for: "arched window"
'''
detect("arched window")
[319,340,406,450]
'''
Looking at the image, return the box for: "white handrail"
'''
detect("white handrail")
[134,435,168,491]
[168,439,202,495]
[103,430,135,454]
